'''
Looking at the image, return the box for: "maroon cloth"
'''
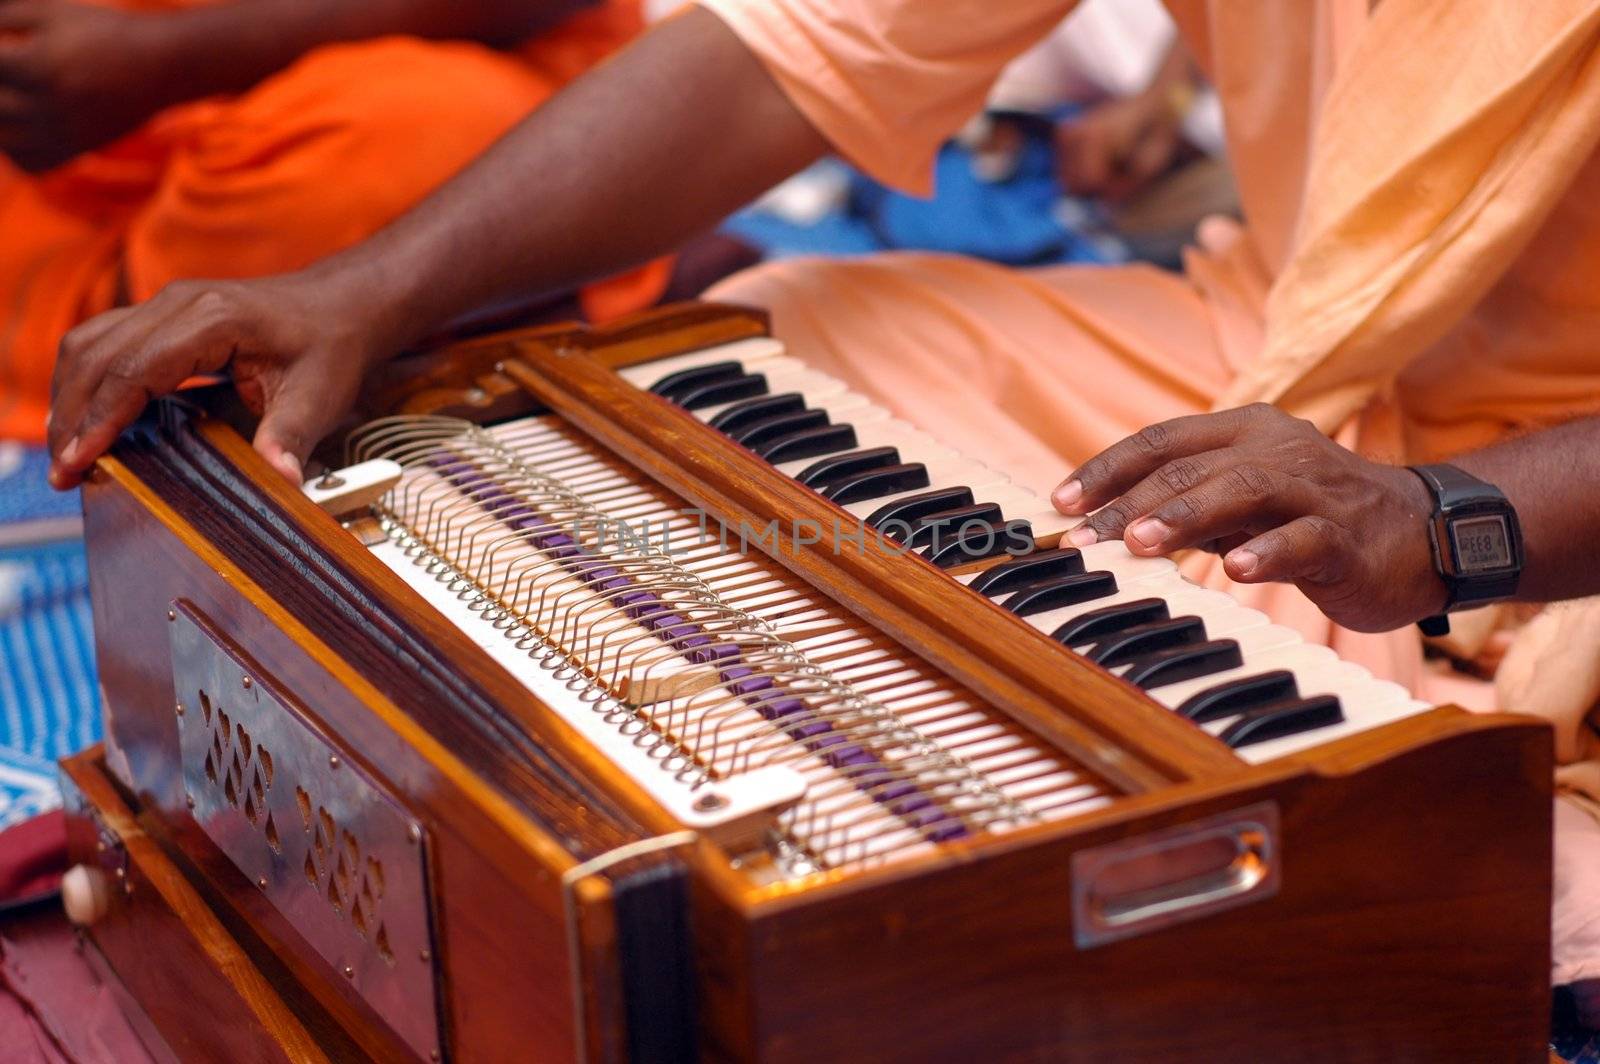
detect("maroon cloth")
[1,907,159,1063]
[0,812,70,904]
[0,814,159,1062]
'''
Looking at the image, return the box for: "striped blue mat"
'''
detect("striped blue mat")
[0,444,101,831]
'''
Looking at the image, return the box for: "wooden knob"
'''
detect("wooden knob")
[61,864,111,926]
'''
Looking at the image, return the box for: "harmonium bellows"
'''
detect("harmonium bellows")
[64,303,1554,1062]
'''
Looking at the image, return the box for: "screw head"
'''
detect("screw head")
[329,755,340,769]
[343,965,354,980]
[493,361,506,374]
[185,793,195,809]
[419,948,432,963]
[257,877,267,890]
[113,866,125,880]
[316,471,346,490]
[430,1051,440,1062]
[166,609,176,622]
[175,702,184,717]
[693,792,729,813]
[241,676,252,690]
[407,823,421,845]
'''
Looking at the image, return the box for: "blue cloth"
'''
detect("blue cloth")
[0,447,100,830]
[724,118,1128,266]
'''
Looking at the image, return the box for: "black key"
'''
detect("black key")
[796,447,901,489]
[1050,598,1169,647]
[865,487,976,532]
[1175,671,1299,723]
[968,548,1086,598]
[758,424,860,463]
[731,408,830,449]
[822,463,931,504]
[649,360,743,400]
[903,504,1006,551]
[708,392,806,433]
[925,520,1034,568]
[1087,616,1206,667]
[675,373,768,410]
[1123,640,1244,689]
[1002,572,1118,617]
[1219,695,1344,749]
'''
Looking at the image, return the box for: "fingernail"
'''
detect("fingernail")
[275,453,304,484]
[1126,518,1170,549]
[1227,548,1259,577]
[1052,479,1083,511]
[59,435,81,468]
[1068,525,1098,547]
[47,465,66,491]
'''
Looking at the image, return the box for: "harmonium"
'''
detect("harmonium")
[59,303,1553,1062]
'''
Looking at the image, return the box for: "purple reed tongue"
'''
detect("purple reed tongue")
[431,447,963,841]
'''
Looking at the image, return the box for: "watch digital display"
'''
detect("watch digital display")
[1449,514,1513,572]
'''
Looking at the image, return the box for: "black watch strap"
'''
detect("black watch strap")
[1409,463,1495,510]
[1407,463,1524,633]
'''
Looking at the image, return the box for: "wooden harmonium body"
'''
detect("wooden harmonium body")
[64,303,1554,1062]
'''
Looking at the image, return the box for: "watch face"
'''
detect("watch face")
[1449,513,1514,572]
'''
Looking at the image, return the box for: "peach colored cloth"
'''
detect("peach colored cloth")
[0,1,670,445]
[700,0,1600,983]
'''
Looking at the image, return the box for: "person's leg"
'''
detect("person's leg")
[710,252,1231,493]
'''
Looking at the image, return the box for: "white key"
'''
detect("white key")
[616,337,786,389]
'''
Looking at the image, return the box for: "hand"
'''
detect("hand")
[1055,91,1183,203]
[48,272,397,489]
[1050,404,1448,633]
[0,0,187,171]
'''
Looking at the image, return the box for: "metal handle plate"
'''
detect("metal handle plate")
[1071,801,1280,949]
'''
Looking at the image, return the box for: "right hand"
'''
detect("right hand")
[1055,92,1183,203]
[48,273,394,489]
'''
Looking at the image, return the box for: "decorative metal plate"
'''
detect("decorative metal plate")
[170,603,443,1062]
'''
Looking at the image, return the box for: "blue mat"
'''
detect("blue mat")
[0,445,100,831]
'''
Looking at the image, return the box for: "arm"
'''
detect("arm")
[1050,404,1600,633]
[0,0,594,171]
[47,6,829,484]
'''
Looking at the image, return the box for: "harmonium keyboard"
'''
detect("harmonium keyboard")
[60,304,1553,1062]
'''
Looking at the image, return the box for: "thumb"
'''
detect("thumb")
[250,359,349,485]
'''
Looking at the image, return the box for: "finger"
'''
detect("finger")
[1053,405,1269,515]
[50,299,191,468]
[252,358,353,484]
[50,308,233,487]
[1061,446,1236,546]
[1121,464,1316,554]
[1224,515,1349,587]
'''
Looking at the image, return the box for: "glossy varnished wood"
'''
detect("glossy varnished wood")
[60,747,338,1064]
[697,709,1554,1061]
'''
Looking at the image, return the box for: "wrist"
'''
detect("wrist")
[1381,464,1451,622]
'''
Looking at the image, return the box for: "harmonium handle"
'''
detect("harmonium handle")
[1070,801,1280,949]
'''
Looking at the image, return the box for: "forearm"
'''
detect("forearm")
[140,0,594,101]
[1453,416,1600,603]
[303,6,828,354]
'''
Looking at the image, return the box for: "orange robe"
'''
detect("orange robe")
[696,0,1600,983]
[0,0,670,443]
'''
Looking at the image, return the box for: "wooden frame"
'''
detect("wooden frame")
[72,301,1556,1061]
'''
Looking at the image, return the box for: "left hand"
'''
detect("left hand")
[1050,404,1447,633]
[0,0,183,172]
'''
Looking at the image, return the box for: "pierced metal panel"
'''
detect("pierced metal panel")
[169,603,443,1062]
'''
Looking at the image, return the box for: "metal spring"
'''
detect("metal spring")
[348,415,1035,870]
